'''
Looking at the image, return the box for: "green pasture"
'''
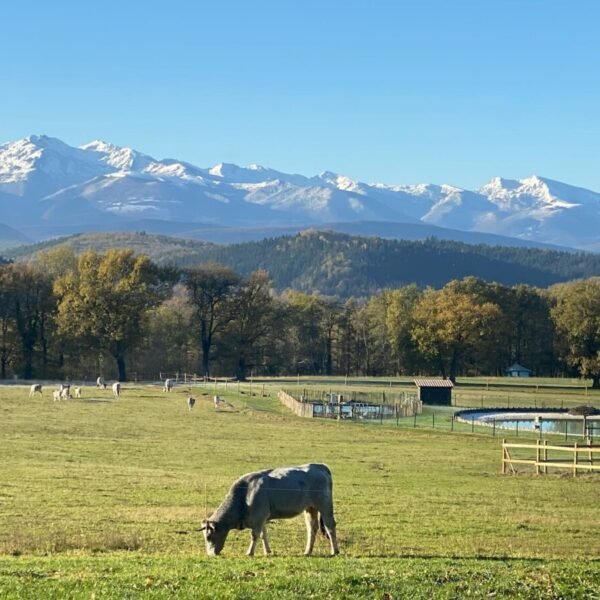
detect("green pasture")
[0,380,598,598]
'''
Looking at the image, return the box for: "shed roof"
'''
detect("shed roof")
[413,378,454,388]
[505,363,531,372]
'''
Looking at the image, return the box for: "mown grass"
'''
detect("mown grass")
[0,381,598,598]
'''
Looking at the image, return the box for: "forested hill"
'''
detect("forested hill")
[7,230,600,297]
[186,231,600,296]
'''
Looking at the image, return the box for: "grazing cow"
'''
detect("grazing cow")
[200,463,339,557]
[60,387,70,400]
[96,377,106,389]
[52,390,61,402]
[112,382,121,397]
[213,395,222,408]
[29,384,42,398]
[163,378,174,392]
[73,386,82,399]
[187,396,196,411]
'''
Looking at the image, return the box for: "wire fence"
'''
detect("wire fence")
[280,388,422,422]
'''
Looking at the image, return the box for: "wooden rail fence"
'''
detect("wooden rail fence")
[502,439,600,476]
[278,390,314,417]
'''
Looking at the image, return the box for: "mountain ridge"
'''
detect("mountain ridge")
[6,230,600,298]
[0,134,598,250]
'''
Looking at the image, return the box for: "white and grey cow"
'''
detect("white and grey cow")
[163,378,174,392]
[96,377,106,389]
[29,384,42,398]
[187,396,196,411]
[112,382,121,398]
[200,463,339,557]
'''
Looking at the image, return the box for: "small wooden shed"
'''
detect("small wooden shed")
[505,363,531,377]
[413,378,454,405]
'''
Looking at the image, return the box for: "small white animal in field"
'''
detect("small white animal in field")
[29,383,42,397]
[52,390,61,402]
[96,376,106,389]
[213,395,223,408]
[163,378,174,392]
[187,396,196,411]
[73,386,81,399]
[112,382,121,397]
[60,387,70,400]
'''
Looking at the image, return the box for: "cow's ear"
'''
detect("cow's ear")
[202,520,215,532]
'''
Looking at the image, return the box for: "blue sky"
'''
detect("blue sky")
[1,0,599,190]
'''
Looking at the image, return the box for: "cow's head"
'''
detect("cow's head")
[200,519,228,556]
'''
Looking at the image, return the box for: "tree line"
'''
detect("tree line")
[1,246,599,387]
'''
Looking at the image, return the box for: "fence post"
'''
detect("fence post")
[493,419,496,437]
[432,413,435,429]
[502,439,506,474]
[414,413,417,428]
[573,443,578,477]
[535,440,540,475]
[516,421,519,437]
[451,416,454,432]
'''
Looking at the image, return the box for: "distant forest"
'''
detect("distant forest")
[6,230,600,298]
[1,245,600,386]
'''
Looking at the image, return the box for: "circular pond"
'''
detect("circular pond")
[455,408,600,437]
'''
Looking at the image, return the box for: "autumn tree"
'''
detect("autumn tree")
[223,270,275,380]
[385,285,422,375]
[182,264,241,376]
[0,266,17,378]
[550,278,600,388]
[411,285,503,381]
[54,249,167,381]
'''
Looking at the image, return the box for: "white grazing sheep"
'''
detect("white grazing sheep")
[213,395,223,408]
[96,376,106,389]
[29,383,42,397]
[187,396,196,411]
[60,387,70,400]
[52,390,61,402]
[112,382,121,397]
[73,386,81,399]
[163,378,174,392]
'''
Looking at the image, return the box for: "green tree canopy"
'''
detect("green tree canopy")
[54,249,166,381]
[551,278,600,388]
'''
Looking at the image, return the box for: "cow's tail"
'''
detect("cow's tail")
[319,515,327,536]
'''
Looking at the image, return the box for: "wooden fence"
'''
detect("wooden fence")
[502,439,600,476]
[278,389,421,420]
[278,390,314,417]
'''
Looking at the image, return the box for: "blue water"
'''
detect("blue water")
[460,411,596,436]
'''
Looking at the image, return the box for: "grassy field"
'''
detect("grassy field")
[0,381,599,598]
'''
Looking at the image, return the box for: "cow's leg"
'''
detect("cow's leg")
[261,525,271,556]
[247,528,261,556]
[304,508,318,556]
[320,510,340,556]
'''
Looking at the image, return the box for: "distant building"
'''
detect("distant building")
[413,378,454,405]
[505,363,531,377]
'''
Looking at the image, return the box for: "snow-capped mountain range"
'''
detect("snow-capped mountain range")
[0,134,598,250]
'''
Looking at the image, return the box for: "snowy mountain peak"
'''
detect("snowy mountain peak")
[317,171,362,193]
[81,140,154,172]
[0,134,599,250]
[209,162,242,178]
